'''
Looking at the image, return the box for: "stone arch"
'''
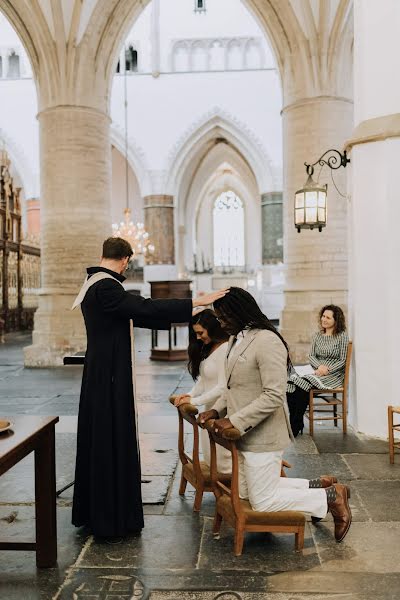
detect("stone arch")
[95,1,299,107]
[176,129,261,275]
[243,37,264,69]
[190,39,208,71]
[226,38,244,70]
[170,40,190,72]
[110,124,150,196]
[165,107,276,198]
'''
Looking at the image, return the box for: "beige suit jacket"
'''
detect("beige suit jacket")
[213,328,294,453]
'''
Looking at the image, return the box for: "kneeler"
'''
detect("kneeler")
[205,420,305,556]
[169,398,292,512]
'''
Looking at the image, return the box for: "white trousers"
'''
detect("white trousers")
[239,450,328,519]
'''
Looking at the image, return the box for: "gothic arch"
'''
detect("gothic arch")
[176,131,261,275]
[165,107,276,198]
[110,124,150,196]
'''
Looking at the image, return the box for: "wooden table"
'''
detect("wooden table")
[0,415,59,567]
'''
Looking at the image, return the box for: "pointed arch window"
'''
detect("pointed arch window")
[125,46,138,72]
[213,191,245,267]
[194,0,206,13]
[8,51,20,78]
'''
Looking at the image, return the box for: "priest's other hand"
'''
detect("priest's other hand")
[173,394,191,407]
[197,409,219,427]
[193,289,229,308]
[213,418,234,434]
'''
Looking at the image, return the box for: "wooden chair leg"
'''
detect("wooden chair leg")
[213,511,223,536]
[342,394,347,435]
[234,526,245,556]
[309,393,314,437]
[179,472,188,496]
[333,394,338,426]
[389,406,395,464]
[193,488,204,512]
[295,526,305,551]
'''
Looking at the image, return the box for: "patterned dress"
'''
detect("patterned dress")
[287,331,349,392]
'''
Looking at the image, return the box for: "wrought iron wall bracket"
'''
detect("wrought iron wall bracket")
[305,149,350,176]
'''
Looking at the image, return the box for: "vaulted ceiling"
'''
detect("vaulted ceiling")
[1,0,353,110]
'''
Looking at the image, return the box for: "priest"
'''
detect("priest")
[71,236,227,539]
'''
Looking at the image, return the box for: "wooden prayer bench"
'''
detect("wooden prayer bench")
[169,397,230,511]
[205,420,305,556]
[0,416,59,567]
[169,396,292,512]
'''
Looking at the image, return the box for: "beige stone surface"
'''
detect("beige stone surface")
[144,195,175,265]
[281,97,353,362]
[24,106,112,366]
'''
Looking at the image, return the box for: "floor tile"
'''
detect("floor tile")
[342,454,400,480]
[79,515,202,569]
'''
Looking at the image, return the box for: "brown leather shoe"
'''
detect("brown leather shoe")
[311,483,351,524]
[328,483,352,542]
[319,475,338,488]
[311,476,338,523]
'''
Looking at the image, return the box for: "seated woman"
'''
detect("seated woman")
[174,309,231,473]
[287,304,349,437]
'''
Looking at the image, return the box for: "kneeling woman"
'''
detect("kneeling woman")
[174,309,231,473]
[287,305,349,437]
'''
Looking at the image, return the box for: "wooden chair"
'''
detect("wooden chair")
[170,398,231,511]
[388,406,400,464]
[205,421,305,556]
[306,341,353,437]
[169,397,291,511]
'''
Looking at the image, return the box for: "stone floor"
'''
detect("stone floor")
[0,331,399,600]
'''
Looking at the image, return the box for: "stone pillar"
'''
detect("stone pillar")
[261,192,283,264]
[26,198,40,237]
[281,97,353,362]
[151,0,161,77]
[143,195,174,264]
[24,106,111,366]
[345,0,400,437]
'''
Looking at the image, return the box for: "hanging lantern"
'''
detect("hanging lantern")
[294,149,350,233]
[294,167,327,232]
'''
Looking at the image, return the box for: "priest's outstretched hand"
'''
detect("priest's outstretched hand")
[193,288,229,308]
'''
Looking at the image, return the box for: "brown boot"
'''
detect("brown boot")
[310,476,338,523]
[319,475,338,488]
[328,483,352,542]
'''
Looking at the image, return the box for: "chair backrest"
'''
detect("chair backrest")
[169,399,204,484]
[343,341,353,394]
[206,421,243,519]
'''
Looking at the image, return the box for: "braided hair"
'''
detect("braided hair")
[187,309,229,380]
[213,287,291,366]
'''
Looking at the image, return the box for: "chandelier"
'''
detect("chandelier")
[112,208,155,259]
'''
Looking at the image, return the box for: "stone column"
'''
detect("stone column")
[345,0,400,437]
[280,97,353,362]
[143,194,174,264]
[24,106,111,366]
[151,0,161,77]
[261,192,283,264]
[25,198,40,237]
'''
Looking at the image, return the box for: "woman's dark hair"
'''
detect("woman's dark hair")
[213,287,291,366]
[319,304,346,335]
[188,309,229,380]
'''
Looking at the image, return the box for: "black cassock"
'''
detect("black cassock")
[72,267,192,537]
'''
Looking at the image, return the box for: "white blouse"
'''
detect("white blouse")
[188,342,228,409]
